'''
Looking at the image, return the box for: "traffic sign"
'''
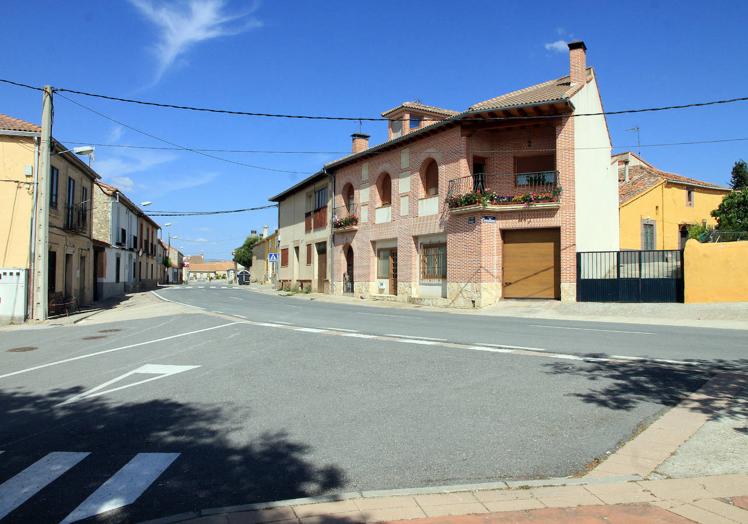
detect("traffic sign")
[268,252,279,262]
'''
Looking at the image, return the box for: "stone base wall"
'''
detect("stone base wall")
[560,283,577,303]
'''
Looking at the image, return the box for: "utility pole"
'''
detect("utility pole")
[32,86,53,321]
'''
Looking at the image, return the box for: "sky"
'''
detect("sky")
[2,0,747,259]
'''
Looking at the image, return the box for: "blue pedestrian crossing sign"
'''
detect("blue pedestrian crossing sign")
[268,252,279,262]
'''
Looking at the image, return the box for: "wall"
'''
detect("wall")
[571,76,619,252]
[0,135,35,269]
[684,240,748,303]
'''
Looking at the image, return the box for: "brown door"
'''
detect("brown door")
[316,242,327,292]
[389,249,398,295]
[502,229,560,299]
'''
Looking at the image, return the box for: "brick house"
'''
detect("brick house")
[271,41,619,305]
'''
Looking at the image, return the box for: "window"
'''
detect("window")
[48,250,57,293]
[120,228,127,245]
[423,160,439,197]
[391,119,402,138]
[377,249,391,279]
[687,189,694,207]
[642,221,656,250]
[49,166,59,208]
[421,244,447,280]
[515,154,555,173]
[378,173,392,206]
[306,244,312,265]
[409,116,421,130]
[80,185,88,229]
[280,248,289,267]
[65,177,76,228]
[305,192,314,213]
[314,187,328,210]
[515,172,556,186]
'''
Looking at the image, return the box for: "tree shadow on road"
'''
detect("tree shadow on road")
[0,386,348,523]
[543,356,748,433]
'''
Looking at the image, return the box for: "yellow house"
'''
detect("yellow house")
[615,152,730,250]
[0,113,98,314]
[250,229,279,284]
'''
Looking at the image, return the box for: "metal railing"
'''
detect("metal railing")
[446,171,559,207]
[63,203,88,232]
[332,204,358,229]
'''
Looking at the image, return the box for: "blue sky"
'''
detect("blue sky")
[2,0,747,259]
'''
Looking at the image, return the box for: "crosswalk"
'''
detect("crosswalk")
[0,450,179,522]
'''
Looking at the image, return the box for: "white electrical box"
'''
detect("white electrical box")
[0,268,27,325]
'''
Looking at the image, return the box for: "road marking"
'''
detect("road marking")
[273,321,292,325]
[294,327,328,333]
[468,345,514,354]
[0,452,90,520]
[395,338,439,345]
[385,334,447,342]
[234,314,248,319]
[229,297,241,300]
[61,453,180,524]
[341,333,378,339]
[529,324,655,335]
[214,311,224,314]
[254,322,286,328]
[474,342,546,352]
[0,323,236,380]
[57,364,201,406]
[324,327,358,333]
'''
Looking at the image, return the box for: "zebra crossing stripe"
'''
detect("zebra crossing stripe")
[60,452,180,523]
[0,451,89,520]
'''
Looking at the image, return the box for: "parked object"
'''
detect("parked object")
[0,269,26,325]
[237,270,250,285]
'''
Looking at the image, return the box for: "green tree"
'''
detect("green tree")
[711,188,748,232]
[233,234,261,268]
[730,159,748,190]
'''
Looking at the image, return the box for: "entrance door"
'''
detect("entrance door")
[64,253,74,299]
[316,242,327,292]
[389,249,398,295]
[79,255,86,304]
[344,246,354,293]
[502,229,560,299]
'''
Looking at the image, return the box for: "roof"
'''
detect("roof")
[381,101,459,118]
[0,113,40,133]
[268,170,327,202]
[469,68,592,112]
[619,164,729,205]
[95,180,153,220]
[188,261,236,272]
[611,151,655,169]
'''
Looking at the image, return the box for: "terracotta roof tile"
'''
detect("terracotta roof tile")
[619,164,729,205]
[188,261,236,272]
[381,101,459,118]
[469,68,592,112]
[0,113,40,133]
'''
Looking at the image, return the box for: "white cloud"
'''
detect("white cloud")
[109,176,136,192]
[108,125,124,143]
[129,0,262,83]
[544,39,568,53]
[95,150,177,178]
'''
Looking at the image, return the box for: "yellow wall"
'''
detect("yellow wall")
[0,136,35,268]
[685,239,748,303]
[620,181,728,250]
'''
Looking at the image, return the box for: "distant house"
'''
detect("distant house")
[615,152,730,250]
[186,260,237,281]
[250,229,279,284]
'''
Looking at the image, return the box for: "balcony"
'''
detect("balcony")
[332,204,359,232]
[63,204,88,233]
[375,205,392,224]
[306,206,328,233]
[446,171,561,213]
[418,196,439,217]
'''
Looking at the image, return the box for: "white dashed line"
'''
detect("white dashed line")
[324,327,359,332]
[234,314,248,319]
[386,334,447,342]
[475,342,546,352]
[395,338,439,345]
[253,322,287,328]
[273,321,292,325]
[294,327,328,333]
[529,324,655,335]
[341,333,379,339]
[468,346,514,354]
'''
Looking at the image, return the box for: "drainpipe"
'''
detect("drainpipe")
[28,135,40,319]
[327,167,335,294]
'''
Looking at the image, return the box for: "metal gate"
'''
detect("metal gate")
[577,250,684,302]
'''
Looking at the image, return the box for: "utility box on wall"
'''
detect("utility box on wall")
[0,269,27,325]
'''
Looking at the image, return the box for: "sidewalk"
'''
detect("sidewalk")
[152,371,748,524]
[246,284,748,330]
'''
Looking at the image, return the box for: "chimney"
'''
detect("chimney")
[568,40,587,85]
[351,133,370,154]
[262,225,268,238]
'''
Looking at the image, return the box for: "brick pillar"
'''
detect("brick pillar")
[556,115,577,301]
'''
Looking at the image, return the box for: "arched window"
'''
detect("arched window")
[378,173,392,206]
[343,183,355,212]
[422,160,439,197]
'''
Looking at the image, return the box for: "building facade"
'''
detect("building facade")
[250,229,279,284]
[137,213,160,289]
[616,152,730,250]
[268,41,618,306]
[0,114,98,315]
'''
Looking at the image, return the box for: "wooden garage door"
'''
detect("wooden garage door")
[502,229,560,299]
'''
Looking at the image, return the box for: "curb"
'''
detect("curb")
[139,474,642,524]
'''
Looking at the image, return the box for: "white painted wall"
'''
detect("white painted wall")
[571,76,620,252]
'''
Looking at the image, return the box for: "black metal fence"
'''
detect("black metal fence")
[577,250,684,303]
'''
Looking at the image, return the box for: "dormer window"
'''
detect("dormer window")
[409,116,422,130]
[391,119,403,138]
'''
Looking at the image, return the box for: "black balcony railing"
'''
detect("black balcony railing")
[63,203,88,232]
[446,171,561,209]
[332,204,358,229]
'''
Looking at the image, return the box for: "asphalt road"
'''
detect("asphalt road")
[0,285,744,522]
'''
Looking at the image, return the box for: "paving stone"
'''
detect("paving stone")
[358,506,426,523]
[353,496,419,511]
[637,478,714,501]
[420,502,489,518]
[692,498,748,522]
[663,502,738,524]
[700,475,748,498]
[293,501,360,517]
[298,511,366,524]
[481,498,544,513]
[584,482,658,504]
[473,489,535,503]
[227,508,298,524]
[414,493,479,507]
[529,485,604,508]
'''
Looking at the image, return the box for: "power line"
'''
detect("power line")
[58,136,748,156]
[54,92,314,175]
[2,77,748,122]
[148,203,277,216]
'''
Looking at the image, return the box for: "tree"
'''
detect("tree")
[711,188,748,232]
[233,234,260,268]
[730,159,748,190]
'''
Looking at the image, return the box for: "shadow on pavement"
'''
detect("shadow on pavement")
[0,387,347,523]
[543,357,748,433]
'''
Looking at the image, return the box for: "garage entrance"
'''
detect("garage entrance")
[502,228,560,299]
